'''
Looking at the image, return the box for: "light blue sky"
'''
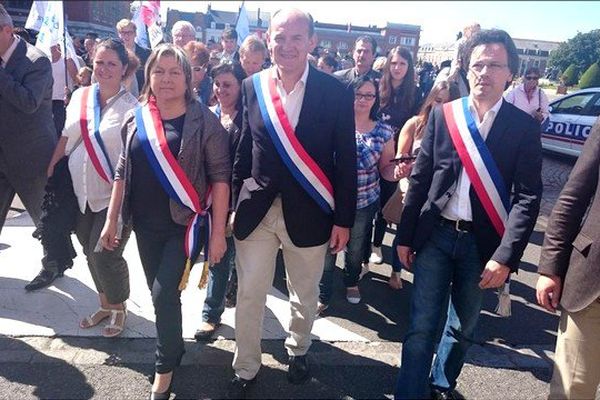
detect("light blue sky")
[162,1,599,44]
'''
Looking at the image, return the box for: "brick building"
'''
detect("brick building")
[165,5,420,58]
[4,0,130,38]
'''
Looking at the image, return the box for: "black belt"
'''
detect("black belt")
[440,217,474,232]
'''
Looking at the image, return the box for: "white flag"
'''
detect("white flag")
[140,1,163,48]
[35,1,64,58]
[24,0,48,31]
[235,2,250,46]
[131,1,149,48]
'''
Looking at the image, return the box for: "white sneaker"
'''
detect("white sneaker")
[369,247,383,264]
[346,287,361,304]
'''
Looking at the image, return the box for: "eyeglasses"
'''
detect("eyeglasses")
[469,62,508,73]
[525,76,539,81]
[192,65,208,72]
[355,93,376,101]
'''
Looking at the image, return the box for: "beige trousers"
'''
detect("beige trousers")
[549,298,600,399]
[233,197,329,380]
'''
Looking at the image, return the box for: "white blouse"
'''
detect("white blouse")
[63,86,139,213]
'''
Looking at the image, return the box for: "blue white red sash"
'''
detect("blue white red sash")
[134,96,211,288]
[79,83,114,183]
[252,69,335,214]
[443,97,510,236]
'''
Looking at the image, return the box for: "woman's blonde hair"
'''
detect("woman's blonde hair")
[139,43,195,104]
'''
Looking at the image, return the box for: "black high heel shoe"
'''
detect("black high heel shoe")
[150,373,173,400]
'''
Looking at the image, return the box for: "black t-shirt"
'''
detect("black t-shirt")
[130,113,186,233]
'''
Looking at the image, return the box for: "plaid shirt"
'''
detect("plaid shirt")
[356,121,394,209]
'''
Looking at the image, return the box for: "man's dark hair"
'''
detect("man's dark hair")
[270,9,315,37]
[13,27,33,44]
[222,27,238,41]
[86,32,99,40]
[524,66,541,77]
[355,35,378,55]
[319,54,338,71]
[463,29,519,76]
[350,75,380,121]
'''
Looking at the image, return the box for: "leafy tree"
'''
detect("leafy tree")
[579,63,600,89]
[549,29,600,75]
[561,64,578,86]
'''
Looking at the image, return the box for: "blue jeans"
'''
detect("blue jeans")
[319,201,378,304]
[202,236,236,323]
[395,222,484,399]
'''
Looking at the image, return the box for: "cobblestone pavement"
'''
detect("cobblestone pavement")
[539,152,576,220]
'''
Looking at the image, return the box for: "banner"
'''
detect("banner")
[24,0,48,31]
[235,2,250,46]
[140,1,163,48]
[131,1,149,48]
[34,0,64,58]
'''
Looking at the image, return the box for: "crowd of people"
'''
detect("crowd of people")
[1,4,599,400]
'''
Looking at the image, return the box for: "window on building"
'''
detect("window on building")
[338,41,348,50]
[389,36,397,45]
[225,23,230,29]
[400,37,416,46]
[320,40,332,49]
[539,50,549,57]
[211,22,216,29]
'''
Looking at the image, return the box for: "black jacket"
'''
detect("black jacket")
[134,44,151,90]
[232,66,357,247]
[397,100,543,271]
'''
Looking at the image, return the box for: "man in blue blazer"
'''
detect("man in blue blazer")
[395,29,542,399]
[229,8,357,398]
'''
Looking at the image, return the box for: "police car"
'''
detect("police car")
[542,87,600,157]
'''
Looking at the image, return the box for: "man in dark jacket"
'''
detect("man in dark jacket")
[395,29,542,399]
[536,119,600,399]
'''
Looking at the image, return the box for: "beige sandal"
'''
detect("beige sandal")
[80,307,111,329]
[102,308,127,338]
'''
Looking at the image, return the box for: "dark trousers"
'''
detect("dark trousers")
[202,236,236,323]
[395,222,483,399]
[52,100,66,137]
[0,148,47,235]
[135,226,192,373]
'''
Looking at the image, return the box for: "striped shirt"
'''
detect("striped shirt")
[356,120,394,209]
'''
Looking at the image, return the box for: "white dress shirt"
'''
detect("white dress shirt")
[1,35,19,67]
[272,61,310,129]
[63,86,139,213]
[441,96,504,222]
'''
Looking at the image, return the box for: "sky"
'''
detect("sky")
[161,1,599,44]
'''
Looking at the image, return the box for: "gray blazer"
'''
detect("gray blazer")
[538,119,600,313]
[115,99,231,226]
[0,38,56,179]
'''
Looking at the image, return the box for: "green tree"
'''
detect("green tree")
[579,63,600,89]
[549,30,600,75]
[561,64,579,86]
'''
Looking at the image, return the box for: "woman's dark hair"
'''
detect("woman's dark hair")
[210,60,247,84]
[464,29,520,76]
[211,60,247,111]
[94,38,139,81]
[379,46,416,115]
[318,54,338,71]
[351,75,380,121]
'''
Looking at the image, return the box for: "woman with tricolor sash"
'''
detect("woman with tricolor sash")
[45,38,139,337]
[100,44,231,399]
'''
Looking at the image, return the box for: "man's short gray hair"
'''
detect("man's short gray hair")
[171,20,195,35]
[0,4,14,28]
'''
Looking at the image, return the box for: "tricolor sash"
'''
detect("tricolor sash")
[134,96,211,289]
[252,69,335,214]
[443,97,510,236]
[79,83,114,183]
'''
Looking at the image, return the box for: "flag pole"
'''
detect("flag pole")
[62,1,68,88]
[234,0,244,26]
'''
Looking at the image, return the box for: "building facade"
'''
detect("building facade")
[4,0,130,39]
[418,37,562,75]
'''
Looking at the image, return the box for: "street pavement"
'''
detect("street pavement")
[2,153,597,399]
